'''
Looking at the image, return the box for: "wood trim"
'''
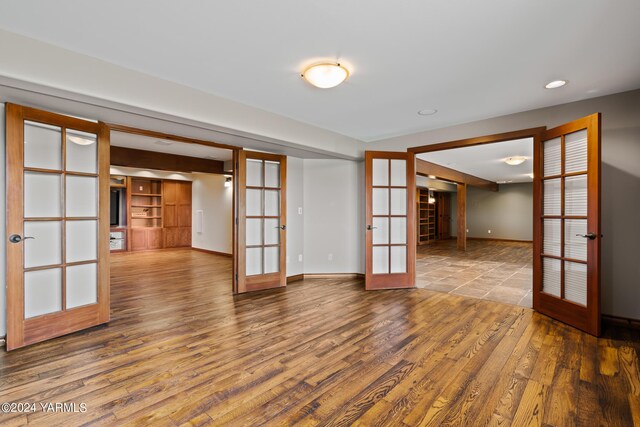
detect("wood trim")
[302,273,365,280]
[408,127,546,153]
[191,247,232,257]
[457,183,467,251]
[467,237,533,243]
[286,274,304,283]
[106,123,240,151]
[602,314,640,330]
[110,146,225,174]
[98,123,111,324]
[416,159,498,192]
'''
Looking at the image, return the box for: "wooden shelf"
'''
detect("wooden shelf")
[131,193,162,197]
[417,188,436,245]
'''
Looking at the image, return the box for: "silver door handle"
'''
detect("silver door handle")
[576,233,597,240]
[274,225,286,230]
[9,234,35,243]
[366,225,378,230]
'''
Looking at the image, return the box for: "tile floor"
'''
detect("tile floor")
[416,239,533,307]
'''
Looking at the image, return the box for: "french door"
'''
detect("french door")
[534,113,601,336]
[235,151,287,293]
[6,104,110,350]
[365,151,416,289]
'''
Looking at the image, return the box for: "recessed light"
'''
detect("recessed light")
[504,156,527,166]
[418,109,438,116]
[545,80,567,89]
[428,175,436,179]
[155,140,173,146]
[301,63,349,89]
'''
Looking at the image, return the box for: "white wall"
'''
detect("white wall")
[466,183,533,241]
[303,159,365,274]
[370,89,640,320]
[191,174,233,254]
[286,157,304,277]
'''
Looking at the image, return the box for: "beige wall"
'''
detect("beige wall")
[371,89,640,320]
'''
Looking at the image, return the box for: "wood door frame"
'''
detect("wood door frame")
[6,103,111,350]
[407,127,545,306]
[105,124,241,295]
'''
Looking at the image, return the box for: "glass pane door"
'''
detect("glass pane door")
[6,104,109,350]
[535,113,601,336]
[365,151,416,290]
[236,151,287,293]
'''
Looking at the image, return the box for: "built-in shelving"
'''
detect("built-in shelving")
[417,188,436,245]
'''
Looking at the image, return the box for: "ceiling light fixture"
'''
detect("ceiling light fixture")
[418,109,438,116]
[67,135,95,146]
[504,156,527,166]
[155,140,173,146]
[428,175,436,179]
[224,177,232,188]
[545,80,567,89]
[301,63,349,88]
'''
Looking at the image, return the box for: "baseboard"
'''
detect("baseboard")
[602,314,640,330]
[302,273,365,280]
[287,274,304,283]
[191,247,233,257]
[467,237,533,243]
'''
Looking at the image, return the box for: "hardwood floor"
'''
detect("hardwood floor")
[417,239,533,308]
[0,249,638,426]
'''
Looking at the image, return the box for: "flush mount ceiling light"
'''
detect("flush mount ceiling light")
[545,80,567,89]
[155,140,173,146]
[428,175,436,179]
[504,156,527,166]
[301,63,349,89]
[67,135,95,146]
[418,109,438,116]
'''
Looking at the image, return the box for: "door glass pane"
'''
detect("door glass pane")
[565,175,587,216]
[24,172,62,218]
[372,188,389,215]
[66,263,97,309]
[372,159,389,186]
[24,121,62,170]
[24,268,62,318]
[543,219,561,256]
[564,261,587,306]
[66,176,97,217]
[543,179,561,216]
[264,190,280,216]
[543,137,561,177]
[264,161,280,188]
[246,247,262,276]
[542,257,561,297]
[390,217,407,244]
[246,189,262,216]
[390,159,406,186]
[565,219,588,261]
[264,247,279,273]
[247,159,263,187]
[372,217,388,244]
[66,130,97,174]
[24,221,62,268]
[246,218,262,246]
[390,246,407,273]
[66,220,97,263]
[565,129,587,173]
[372,246,389,274]
[264,218,279,245]
[390,188,406,215]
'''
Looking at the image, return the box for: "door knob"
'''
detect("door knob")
[9,234,35,243]
[366,225,378,230]
[275,225,286,230]
[576,232,597,240]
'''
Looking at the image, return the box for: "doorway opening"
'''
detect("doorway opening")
[413,137,534,307]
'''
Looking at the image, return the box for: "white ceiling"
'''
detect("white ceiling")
[1,1,639,142]
[110,131,234,161]
[418,138,534,183]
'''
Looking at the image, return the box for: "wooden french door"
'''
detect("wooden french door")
[6,104,110,350]
[365,151,416,289]
[235,151,287,293]
[534,113,601,336]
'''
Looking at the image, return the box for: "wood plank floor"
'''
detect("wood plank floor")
[0,249,638,426]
